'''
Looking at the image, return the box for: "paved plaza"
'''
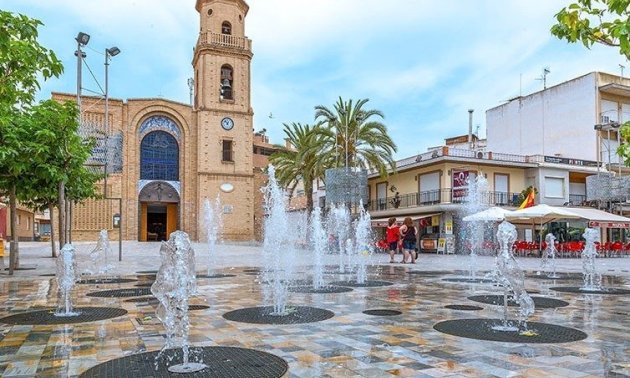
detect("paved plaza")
[0,241,629,377]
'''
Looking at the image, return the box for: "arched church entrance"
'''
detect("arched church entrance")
[138,127,181,242]
[138,181,179,241]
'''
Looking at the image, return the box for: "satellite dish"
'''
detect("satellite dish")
[220,183,234,193]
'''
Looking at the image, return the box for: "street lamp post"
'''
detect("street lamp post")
[68,32,90,245]
[104,46,120,198]
[104,46,121,261]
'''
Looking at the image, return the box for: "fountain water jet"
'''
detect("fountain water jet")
[261,165,292,316]
[538,233,559,278]
[85,230,112,275]
[55,243,79,317]
[310,206,326,289]
[580,228,602,291]
[203,195,222,274]
[151,231,206,373]
[493,221,535,331]
[353,204,372,284]
[461,174,489,280]
[329,204,351,273]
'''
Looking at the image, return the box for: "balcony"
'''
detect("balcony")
[368,188,520,212]
[197,32,252,51]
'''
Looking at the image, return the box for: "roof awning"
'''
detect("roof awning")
[565,207,630,228]
[371,213,442,227]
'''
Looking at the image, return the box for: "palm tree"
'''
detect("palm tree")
[269,122,323,212]
[313,97,397,177]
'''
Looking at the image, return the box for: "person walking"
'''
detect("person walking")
[400,217,417,263]
[385,217,400,263]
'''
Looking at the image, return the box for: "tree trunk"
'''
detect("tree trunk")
[68,200,72,243]
[8,185,18,274]
[48,203,57,257]
[305,179,314,214]
[58,181,65,248]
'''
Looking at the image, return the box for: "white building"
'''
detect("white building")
[486,71,630,166]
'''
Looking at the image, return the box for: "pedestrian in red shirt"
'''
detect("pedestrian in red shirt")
[386,217,400,263]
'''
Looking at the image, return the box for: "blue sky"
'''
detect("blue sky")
[3,0,628,159]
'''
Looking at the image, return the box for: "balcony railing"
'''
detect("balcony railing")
[392,147,600,172]
[568,194,587,206]
[368,188,520,212]
[197,32,252,51]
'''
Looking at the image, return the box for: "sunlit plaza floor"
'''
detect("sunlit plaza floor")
[0,241,629,377]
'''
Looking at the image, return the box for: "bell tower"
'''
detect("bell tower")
[193,0,254,240]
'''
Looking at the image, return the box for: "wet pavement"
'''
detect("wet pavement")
[0,241,629,377]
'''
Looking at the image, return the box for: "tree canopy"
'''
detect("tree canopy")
[551,0,630,60]
[269,123,323,212]
[313,97,397,177]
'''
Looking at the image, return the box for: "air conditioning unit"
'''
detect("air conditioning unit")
[476,151,486,159]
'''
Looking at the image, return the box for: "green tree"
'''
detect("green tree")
[269,123,323,212]
[551,1,630,165]
[620,126,630,166]
[0,11,63,274]
[551,0,630,60]
[313,97,397,177]
[17,100,100,258]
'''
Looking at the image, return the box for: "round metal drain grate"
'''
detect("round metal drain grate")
[550,286,630,295]
[136,270,158,274]
[87,288,152,298]
[78,346,288,378]
[467,295,569,309]
[0,307,127,325]
[527,274,581,280]
[329,280,393,288]
[188,305,210,311]
[136,274,156,279]
[442,277,496,284]
[288,285,354,294]
[223,306,334,325]
[197,274,237,279]
[433,318,587,343]
[407,270,452,276]
[124,296,157,303]
[78,278,137,285]
[363,309,402,316]
[445,305,484,311]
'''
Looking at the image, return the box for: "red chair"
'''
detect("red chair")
[567,241,582,258]
[610,241,623,257]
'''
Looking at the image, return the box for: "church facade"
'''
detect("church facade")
[54,0,257,242]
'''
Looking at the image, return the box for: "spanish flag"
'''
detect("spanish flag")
[518,190,535,209]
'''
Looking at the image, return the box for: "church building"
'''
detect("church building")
[53,0,257,242]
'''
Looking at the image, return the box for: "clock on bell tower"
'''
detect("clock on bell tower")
[193,0,254,240]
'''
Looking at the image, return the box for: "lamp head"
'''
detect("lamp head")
[106,47,121,57]
[76,32,90,46]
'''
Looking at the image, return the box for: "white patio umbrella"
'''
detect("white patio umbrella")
[504,204,581,253]
[463,207,515,222]
[505,204,581,224]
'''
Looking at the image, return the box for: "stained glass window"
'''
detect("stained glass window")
[140,131,179,181]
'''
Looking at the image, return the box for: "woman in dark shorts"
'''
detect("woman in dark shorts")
[400,217,417,263]
[385,217,400,263]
